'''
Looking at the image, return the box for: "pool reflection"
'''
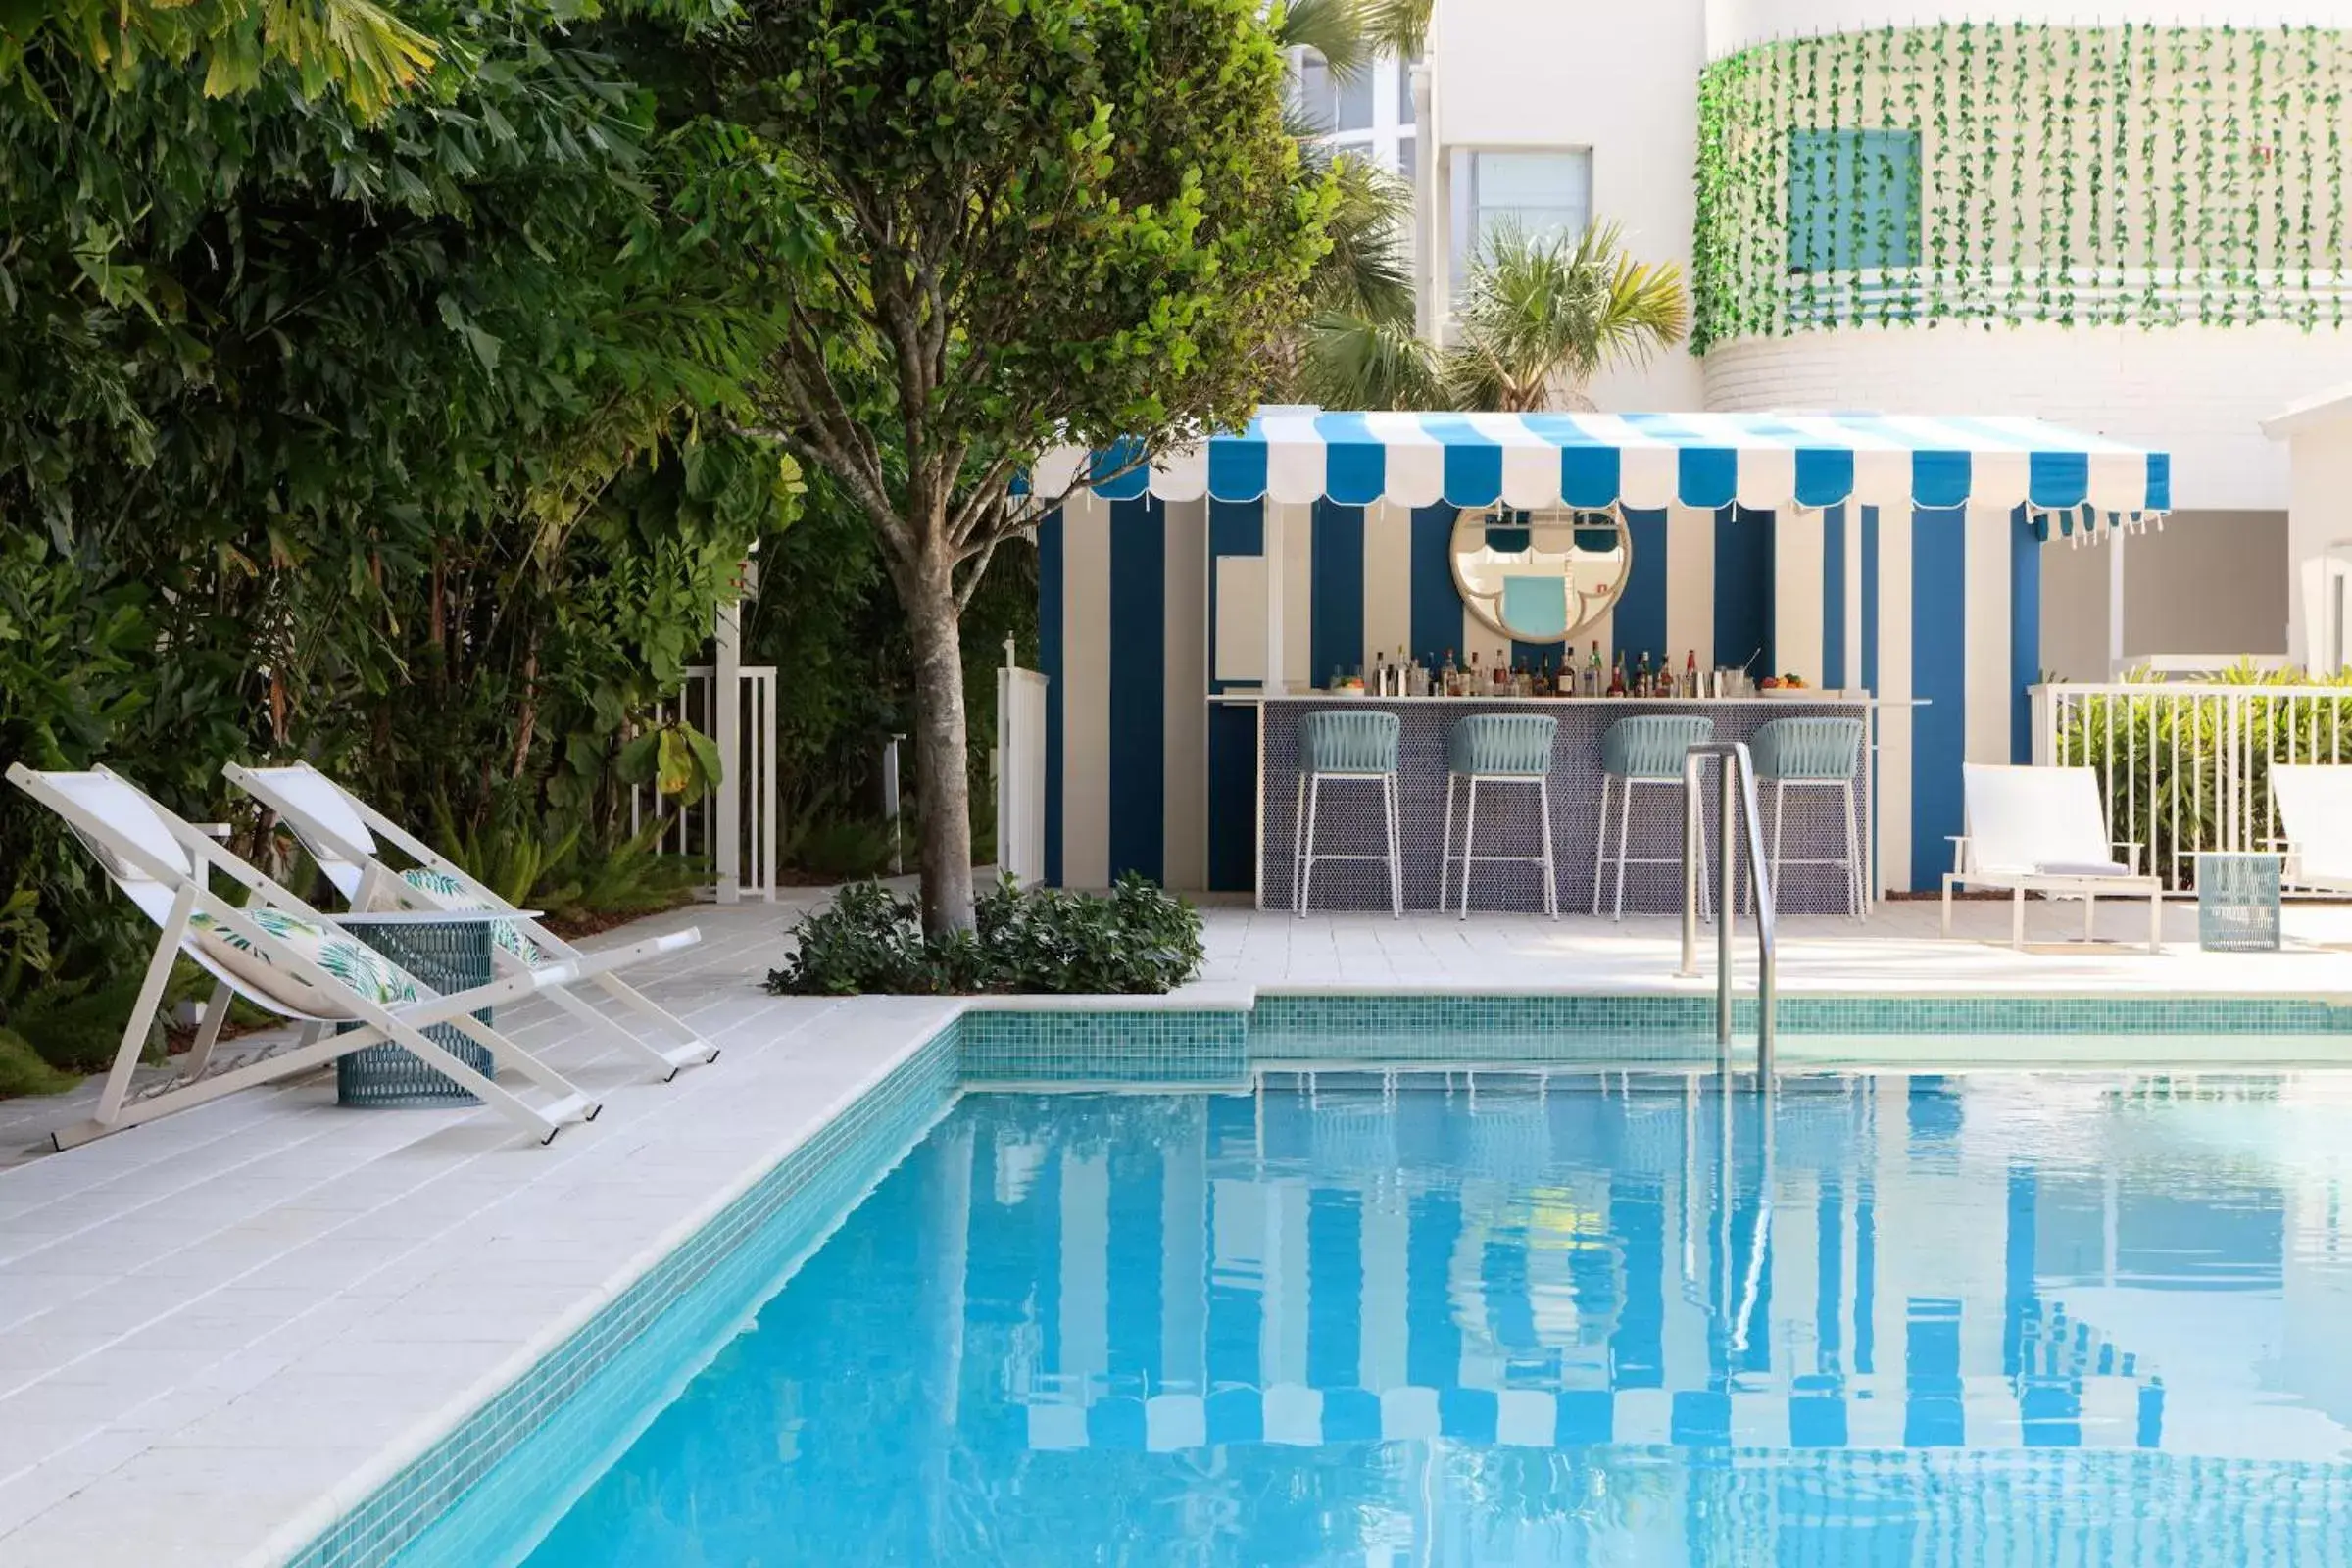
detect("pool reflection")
[523,1071,2352,1566]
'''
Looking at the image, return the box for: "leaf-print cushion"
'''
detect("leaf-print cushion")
[188,907,419,1018]
[399,868,545,966]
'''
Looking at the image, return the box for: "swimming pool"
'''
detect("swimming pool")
[397,1067,2352,1565]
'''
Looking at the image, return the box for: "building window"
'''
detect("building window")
[1294,50,1332,133]
[1787,128,1920,273]
[1451,149,1592,285]
[1296,51,1419,266]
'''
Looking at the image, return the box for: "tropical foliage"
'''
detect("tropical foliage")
[0,0,803,1075]
[0,0,1347,1082]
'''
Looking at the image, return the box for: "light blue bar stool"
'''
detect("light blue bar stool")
[1442,714,1560,919]
[1750,716,1867,918]
[1592,715,1716,920]
[1293,710,1402,918]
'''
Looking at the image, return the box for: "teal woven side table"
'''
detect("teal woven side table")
[1443,714,1560,918]
[331,910,526,1105]
[1592,715,1715,920]
[2194,853,2282,953]
[1750,716,1868,919]
[1293,710,1402,918]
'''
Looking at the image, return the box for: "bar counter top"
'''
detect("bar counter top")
[1211,690,1915,707]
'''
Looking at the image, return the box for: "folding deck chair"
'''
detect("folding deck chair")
[1940,762,2165,953]
[2269,764,2352,895]
[223,762,719,1080]
[7,765,691,1148]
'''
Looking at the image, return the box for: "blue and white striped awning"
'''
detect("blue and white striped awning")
[1036,410,2170,535]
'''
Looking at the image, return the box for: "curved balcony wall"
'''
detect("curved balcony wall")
[1692,24,2352,351]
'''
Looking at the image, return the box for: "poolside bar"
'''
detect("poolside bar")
[1035,412,2171,906]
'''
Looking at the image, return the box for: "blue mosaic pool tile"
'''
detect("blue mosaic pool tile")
[1247,992,2352,1051]
[958,1008,1250,1083]
[295,1023,960,1568]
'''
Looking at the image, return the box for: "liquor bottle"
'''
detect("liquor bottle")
[1583,641,1601,698]
[1441,649,1458,697]
[1555,654,1574,698]
[1493,650,1508,698]
[1638,652,1654,698]
[1608,653,1627,697]
[1684,650,1700,700]
[1466,651,1482,698]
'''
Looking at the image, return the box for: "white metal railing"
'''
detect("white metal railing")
[993,639,1049,886]
[2031,681,2352,891]
[629,664,779,902]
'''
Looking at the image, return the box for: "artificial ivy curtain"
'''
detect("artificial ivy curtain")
[1690,23,2352,348]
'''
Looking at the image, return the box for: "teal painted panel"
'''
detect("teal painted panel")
[1788,129,1920,273]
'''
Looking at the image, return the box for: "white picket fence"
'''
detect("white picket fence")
[628,663,779,902]
[995,641,1049,887]
[2031,681,2352,890]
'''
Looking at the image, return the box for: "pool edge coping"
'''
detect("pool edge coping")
[247,997,964,1568]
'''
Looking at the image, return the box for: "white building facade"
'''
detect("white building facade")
[1381,0,2352,675]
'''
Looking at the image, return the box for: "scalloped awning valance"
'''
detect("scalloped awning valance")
[1034,410,2171,539]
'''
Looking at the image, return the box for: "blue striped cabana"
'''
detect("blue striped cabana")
[1033,410,2172,895]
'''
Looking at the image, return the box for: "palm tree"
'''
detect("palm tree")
[1298,220,1690,413]
[1442,221,1690,412]
[1265,0,1428,401]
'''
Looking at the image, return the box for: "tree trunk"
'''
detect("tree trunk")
[904,548,976,935]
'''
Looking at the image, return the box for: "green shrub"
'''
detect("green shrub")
[766,874,1205,997]
[0,1025,77,1098]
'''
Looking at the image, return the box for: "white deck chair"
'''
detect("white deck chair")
[222,762,718,1080]
[2269,765,2352,894]
[1941,763,2164,953]
[6,765,687,1149]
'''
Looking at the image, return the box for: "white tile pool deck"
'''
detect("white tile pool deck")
[3,889,2351,1566]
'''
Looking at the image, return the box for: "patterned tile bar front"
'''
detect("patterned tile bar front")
[1256,697,1871,916]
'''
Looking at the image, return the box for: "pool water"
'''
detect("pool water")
[507,1071,2352,1564]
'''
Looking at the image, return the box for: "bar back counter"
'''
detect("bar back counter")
[1228,693,1895,917]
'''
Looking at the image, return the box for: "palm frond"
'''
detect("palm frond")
[1442,220,1689,412]
[1271,0,1375,81]
[1307,151,1415,324]
[1358,0,1434,58]
[1297,311,1443,410]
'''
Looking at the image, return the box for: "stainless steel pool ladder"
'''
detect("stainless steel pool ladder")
[1677,741,1778,1074]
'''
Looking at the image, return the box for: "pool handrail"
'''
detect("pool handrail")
[1677,741,1778,1074]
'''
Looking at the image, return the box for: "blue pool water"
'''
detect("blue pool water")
[456,1071,2352,1564]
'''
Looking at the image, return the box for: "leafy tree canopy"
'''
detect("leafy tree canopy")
[685,0,1334,931]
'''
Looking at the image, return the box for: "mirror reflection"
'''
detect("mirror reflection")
[1450,506,1631,644]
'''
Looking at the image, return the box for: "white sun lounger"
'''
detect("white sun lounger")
[222,761,718,1080]
[1941,763,2164,953]
[2269,764,2352,894]
[7,765,689,1149]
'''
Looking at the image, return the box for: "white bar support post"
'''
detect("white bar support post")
[713,584,743,904]
[1262,503,1289,695]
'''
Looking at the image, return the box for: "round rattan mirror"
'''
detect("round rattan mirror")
[1448,506,1632,645]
